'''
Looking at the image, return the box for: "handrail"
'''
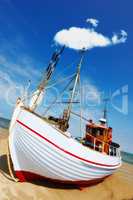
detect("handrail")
[84,132,121,157]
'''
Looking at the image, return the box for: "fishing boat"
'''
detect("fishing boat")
[8,46,121,186]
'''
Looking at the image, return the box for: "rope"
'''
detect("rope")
[52,59,79,82]
[43,75,76,116]
[7,140,19,182]
[20,59,79,109]
[71,111,89,122]
[21,74,76,105]
[46,73,76,89]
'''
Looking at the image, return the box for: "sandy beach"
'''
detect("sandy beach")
[0,128,133,200]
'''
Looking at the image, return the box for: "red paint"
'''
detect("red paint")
[15,170,109,186]
[16,119,120,168]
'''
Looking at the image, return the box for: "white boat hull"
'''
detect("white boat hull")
[9,105,121,186]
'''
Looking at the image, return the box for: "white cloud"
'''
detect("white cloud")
[86,18,99,27]
[0,70,13,84]
[112,30,128,44]
[81,80,101,104]
[0,70,21,101]
[54,27,110,50]
[0,53,43,108]
[0,54,41,82]
[54,26,127,51]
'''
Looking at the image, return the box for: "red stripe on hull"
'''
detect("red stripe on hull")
[16,120,120,168]
[15,170,110,187]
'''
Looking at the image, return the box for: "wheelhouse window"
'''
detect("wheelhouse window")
[86,126,104,137]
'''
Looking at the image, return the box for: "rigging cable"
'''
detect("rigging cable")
[43,75,76,116]
[52,58,79,83]
[46,73,76,89]
[21,73,76,103]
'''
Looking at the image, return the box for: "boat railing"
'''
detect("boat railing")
[23,107,121,157]
[81,133,121,157]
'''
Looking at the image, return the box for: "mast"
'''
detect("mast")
[67,52,85,120]
[29,46,65,111]
[60,50,85,131]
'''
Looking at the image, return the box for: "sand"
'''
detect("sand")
[0,128,133,200]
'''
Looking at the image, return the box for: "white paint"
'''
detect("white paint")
[9,107,121,182]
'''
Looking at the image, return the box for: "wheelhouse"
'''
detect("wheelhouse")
[83,121,120,156]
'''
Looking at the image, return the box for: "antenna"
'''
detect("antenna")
[103,97,110,122]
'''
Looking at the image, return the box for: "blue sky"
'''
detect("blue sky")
[0,0,133,153]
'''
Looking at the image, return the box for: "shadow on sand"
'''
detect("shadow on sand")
[0,154,14,181]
